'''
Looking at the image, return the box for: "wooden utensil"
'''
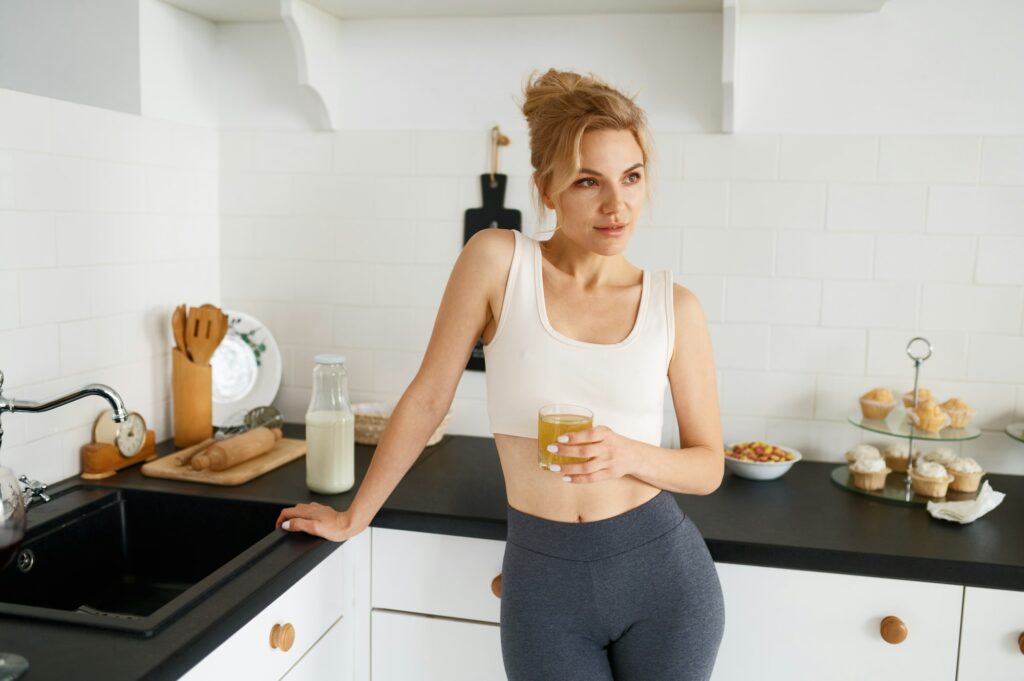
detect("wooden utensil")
[174,436,215,467]
[191,426,283,471]
[186,304,226,366]
[172,304,188,357]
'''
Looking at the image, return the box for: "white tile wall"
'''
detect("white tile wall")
[0,88,219,484]
[214,130,1024,476]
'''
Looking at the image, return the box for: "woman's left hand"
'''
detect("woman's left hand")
[545,425,639,484]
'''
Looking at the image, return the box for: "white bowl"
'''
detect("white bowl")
[723,443,802,481]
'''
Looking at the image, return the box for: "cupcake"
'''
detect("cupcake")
[940,398,975,429]
[908,400,950,434]
[947,457,985,493]
[859,388,896,420]
[902,388,933,408]
[921,447,959,468]
[845,444,882,464]
[910,460,954,498]
[848,456,891,491]
[882,442,918,473]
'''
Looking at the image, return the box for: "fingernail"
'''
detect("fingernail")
[282,520,291,530]
[546,444,558,453]
[549,464,561,472]
[557,435,569,443]
[562,475,572,482]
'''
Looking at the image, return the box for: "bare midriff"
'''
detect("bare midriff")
[495,432,662,523]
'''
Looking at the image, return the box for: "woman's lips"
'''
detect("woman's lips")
[594,225,626,236]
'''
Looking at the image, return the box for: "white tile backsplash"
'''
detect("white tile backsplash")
[4,85,1019,479]
[0,88,218,484]
[879,135,981,184]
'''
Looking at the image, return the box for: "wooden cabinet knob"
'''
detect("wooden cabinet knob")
[880,616,907,644]
[491,574,502,599]
[1018,632,1024,655]
[269,622,296,652]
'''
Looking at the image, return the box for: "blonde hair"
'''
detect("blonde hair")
[517,68,655,233]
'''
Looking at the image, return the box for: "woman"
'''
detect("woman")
[277,68,726,681]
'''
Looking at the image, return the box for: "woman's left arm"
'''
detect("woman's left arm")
[550,284,724,495]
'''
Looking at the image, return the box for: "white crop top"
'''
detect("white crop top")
[482,229,674,446]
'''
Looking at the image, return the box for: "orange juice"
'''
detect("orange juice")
[537,407,593,470]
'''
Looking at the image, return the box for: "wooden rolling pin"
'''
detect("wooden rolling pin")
[191,427,283,471]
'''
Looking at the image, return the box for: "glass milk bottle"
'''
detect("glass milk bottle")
[305,354,355,494]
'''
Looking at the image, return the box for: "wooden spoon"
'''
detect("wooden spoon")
[171,304,188,357]
[186,304,226,366]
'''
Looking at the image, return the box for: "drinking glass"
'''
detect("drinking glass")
[537,404,593,470]
[0,467,29,680]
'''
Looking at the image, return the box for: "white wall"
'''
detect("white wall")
[0,87,220,485]
[218,7,1024,475]
[738,0,1024,133]
[0,0,141,115]
[139,0,220,126]
[216,14,722,131]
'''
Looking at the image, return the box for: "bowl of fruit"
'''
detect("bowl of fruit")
[723,441,802,480]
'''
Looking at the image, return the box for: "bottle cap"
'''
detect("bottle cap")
[314,353,346,365]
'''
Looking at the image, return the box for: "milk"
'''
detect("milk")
[305,410,355,494]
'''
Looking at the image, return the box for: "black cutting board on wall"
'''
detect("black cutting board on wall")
[464,173,521,372]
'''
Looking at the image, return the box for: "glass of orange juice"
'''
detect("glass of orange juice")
[537,404,593,470]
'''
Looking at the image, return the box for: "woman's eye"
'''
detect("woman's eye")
[576,178,596,187]
[626,172,642,183]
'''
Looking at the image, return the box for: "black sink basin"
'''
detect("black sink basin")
[0,485,287,636]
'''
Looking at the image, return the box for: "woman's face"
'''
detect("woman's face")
[541,128,646,255]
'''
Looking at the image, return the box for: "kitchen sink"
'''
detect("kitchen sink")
[0,485,287,636]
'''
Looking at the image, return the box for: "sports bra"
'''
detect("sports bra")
[482,229,674,446]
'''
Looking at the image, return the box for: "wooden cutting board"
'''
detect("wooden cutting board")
[141,437,306,486]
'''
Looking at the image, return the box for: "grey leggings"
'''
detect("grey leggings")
[500,490,725,681]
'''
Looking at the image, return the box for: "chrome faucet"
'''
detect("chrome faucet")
[0,370,128,504]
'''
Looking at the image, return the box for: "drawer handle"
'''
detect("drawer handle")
[491,574,502,599]
[1018,632,1024,655]
[269,623,296,652]
[880,616,907,644]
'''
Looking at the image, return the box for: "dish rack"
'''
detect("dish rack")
[833,336,982,507]
[352,402,451,447]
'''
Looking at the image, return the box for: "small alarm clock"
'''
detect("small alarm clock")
[81,409,157,479]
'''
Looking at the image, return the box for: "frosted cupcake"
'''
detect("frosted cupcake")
[921,447,959,468]
[882,442,918,473]
[859,388,897,420]
[910,460,954,498]
[845,444,882,465]
[902,388,933,408]
[908,400,950,434]
[940,398,975,429]
[848,456,891,491]
[947,457,985,493]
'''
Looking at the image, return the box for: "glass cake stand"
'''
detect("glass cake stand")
[1005,423,1024,444]
[833,337,982,507]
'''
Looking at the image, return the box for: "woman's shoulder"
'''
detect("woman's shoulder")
[463,227,519,271]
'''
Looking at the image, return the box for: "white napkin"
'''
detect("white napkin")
[926,480,1005,524]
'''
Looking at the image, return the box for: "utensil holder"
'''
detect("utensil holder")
[172,347,212,447]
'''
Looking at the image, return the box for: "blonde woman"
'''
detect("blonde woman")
[278,68,726,680]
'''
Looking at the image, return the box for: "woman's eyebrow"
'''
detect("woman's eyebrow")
[578,162,644,177]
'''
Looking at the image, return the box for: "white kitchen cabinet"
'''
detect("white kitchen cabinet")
[370,610,506,681]
[181,530,370,681]
[371,528,504,623]
[711,562,963,681]
[957,585,1024,681]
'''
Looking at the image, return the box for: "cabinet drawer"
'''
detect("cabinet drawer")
[371,528,504,624]
[281,611,350,681]
[712,562,962,681]
[181,539,353,681]
[371,610,506,681]
[958,585,1024,681]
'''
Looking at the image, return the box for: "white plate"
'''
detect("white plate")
[208,309,282,426]
[164,308,279,428]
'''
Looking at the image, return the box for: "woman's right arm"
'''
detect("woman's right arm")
[275,229,513,541]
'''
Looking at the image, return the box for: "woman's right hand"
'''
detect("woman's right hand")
[275,502,367,542]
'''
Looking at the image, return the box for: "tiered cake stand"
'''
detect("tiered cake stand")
[830,337,982,507]
[1005,423,1024,444]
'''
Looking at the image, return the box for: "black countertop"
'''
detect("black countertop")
[3,425,1022,680]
